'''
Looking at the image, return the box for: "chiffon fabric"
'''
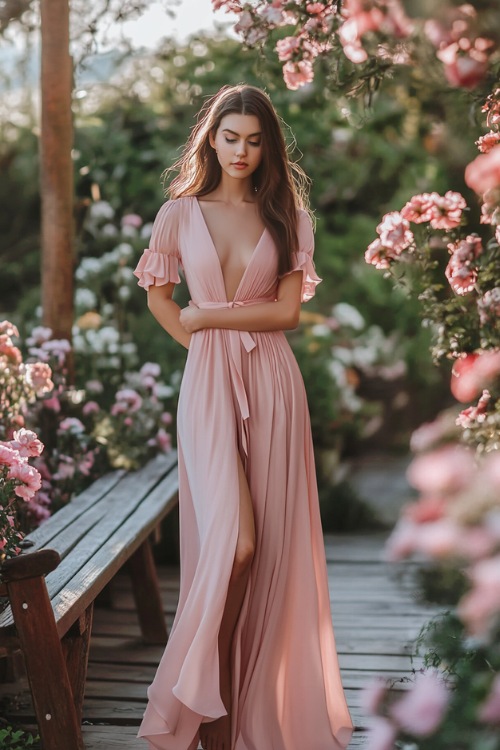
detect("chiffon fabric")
[133,196,353,750]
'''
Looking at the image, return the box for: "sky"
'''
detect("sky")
[119,0,238,47]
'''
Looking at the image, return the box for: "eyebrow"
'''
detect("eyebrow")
[223,128,262,138]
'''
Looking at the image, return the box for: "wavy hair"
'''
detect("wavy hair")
[164,84,311,275]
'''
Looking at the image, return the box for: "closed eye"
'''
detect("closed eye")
[224,137,261,147]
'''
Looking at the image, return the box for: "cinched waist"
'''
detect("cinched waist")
[188,297,276,458]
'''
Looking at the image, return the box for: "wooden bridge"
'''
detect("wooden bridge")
[1,531,436,748]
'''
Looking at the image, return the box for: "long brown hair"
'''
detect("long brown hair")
[165,84,311,275]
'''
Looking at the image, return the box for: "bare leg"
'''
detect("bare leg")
[200,455,255,750]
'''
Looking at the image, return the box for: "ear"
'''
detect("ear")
[208,130,216,150]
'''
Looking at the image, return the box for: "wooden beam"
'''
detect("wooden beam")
[40,0,74,362]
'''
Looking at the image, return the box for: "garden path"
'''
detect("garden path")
[1,531,437,748]
[80,531,435,748]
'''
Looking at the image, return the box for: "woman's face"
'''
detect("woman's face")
[210,113,263,182]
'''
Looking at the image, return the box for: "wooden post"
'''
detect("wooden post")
[40,0,74,357]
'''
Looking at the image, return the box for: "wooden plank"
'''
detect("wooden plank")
[52,466,179,637]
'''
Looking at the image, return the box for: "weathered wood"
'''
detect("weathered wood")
[62,603,94,723]
[7,575,84,750]
[127,539,169,645]
[1,549,60,583]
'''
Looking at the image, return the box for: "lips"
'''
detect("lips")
[232,162,248,167]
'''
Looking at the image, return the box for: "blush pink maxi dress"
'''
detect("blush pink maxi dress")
[133,195,353,750]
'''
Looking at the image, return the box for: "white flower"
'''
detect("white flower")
[114,242,134,260]
[332,302,365,330]
[101,224,119,237]
[311,324,331,338]
[155,383,174,399]
[331,347,354,366]
[121,225,137,238]
[140,222,154,239]
[118,286,131,301]
[75,288,97,310]
[89,200,115,221]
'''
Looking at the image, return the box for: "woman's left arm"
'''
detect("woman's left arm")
[179,271,303,334]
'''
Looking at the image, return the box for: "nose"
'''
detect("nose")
[235,140,247,157]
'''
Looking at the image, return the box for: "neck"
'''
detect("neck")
[212,173,255,204]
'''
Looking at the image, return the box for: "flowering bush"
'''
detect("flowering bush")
[213,0,499,94]
[90,362,175,470]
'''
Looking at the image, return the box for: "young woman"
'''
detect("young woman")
[134,84,353,750]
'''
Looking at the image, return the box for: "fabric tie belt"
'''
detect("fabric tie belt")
[190,297,275,457]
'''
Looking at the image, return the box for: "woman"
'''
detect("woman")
[133,84,353,750]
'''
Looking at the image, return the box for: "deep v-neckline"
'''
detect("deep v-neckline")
[194,196,266,303]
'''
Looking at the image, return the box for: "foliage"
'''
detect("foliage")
[0,724,39,750]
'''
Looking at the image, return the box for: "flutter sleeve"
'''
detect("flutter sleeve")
[133,200,182,290]
[279,210,322,302]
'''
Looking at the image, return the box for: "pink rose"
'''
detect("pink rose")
[140,362,161,379]
[366,716,397,750]
[275,36,301,62]
[364,238,394,269]
[121,213,143,228]
[437,38,492,89]
[25,362,54,395]
[403,495,448,524]
[477,288,500,326]
[10,429,44,458]
[458,555,500,636]
[0,321,19,338]
[113,388,143,413]
[476,131,500,154]
[0,444,23,468]
[445,256,477,295]
[58,417,85,433]
[456,389,490,428]
[451,351,500,403]
[401,192,436,223]
[428,190,467,229]
[53,456,76,481]
[407,444,475,495]
[282,60,314,90]
[8,461,42,500]
[376,211,413,252]
[155,428,172,453]
[390,670,450,736]
[82,400,100,416]
[465,144,500,194]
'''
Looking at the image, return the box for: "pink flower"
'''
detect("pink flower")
[140,362,161,379]
[437,38,493,89]
[364,238,394,269]
[376,211,413,252]
[10,429,44,458]
[465,144,500,194]
[53,456,76,481]
[124,417,133,426]
[403,495,448,524]
[58,417,85,434]
[429,190,467,229]
[0,321,19,338]
[275,36,301,62]
[458,555,500,636]
[445,235,482,296]
[390,670,450,736]
[412,518,464,559]
[113,388,143,413]
[479,674,500,724]
[477,288,500,326]
[0,444,23,468]
[451,351,500,402]
[161,412,173,425]
[445,255,477,295]
[456,389,490,428]
[234,9,253,33]
[282,59,314,90]
[259,5,284,24]
[86,379,104,394]
[480,187,500,225]
[361,677,387,714]
[0,337,22,364]
[82,400,100,416]
[25,362,54,395]
[407,444,475,496]
[8,461,42,500]
[366,716,397,750]
[476,131,500,154]
[43,394,61,412]
[401,192,436,223]
[155,428,172,453]
[26,325,53,346]
[77,452,94,477]
[409,411,459,452]
[306,2,326,14]
[121,213,143,228]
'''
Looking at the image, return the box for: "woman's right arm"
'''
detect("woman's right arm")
[147,283,191,350]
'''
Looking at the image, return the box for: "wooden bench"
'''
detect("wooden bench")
[0,451,179,750]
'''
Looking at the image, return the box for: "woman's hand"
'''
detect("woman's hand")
[179,305,206,333]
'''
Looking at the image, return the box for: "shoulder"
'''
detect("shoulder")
[296,208,314,246]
